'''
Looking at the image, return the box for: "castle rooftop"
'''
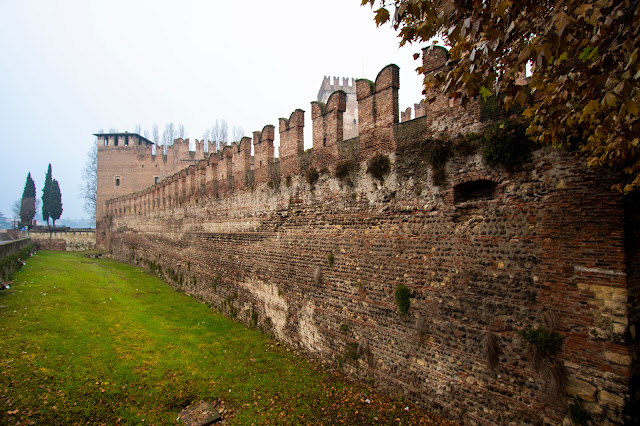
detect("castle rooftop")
[94,132,154,145]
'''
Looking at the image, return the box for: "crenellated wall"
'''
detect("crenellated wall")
[100,49,639,425]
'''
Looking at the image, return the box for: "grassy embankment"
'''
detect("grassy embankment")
[0,251,448,425]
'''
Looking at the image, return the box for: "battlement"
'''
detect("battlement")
[96,132,153,148]
[102,48,515,213]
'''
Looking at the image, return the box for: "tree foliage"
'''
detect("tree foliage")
[363,0,640,192]
[20,172,36,227]
[42,164,53,226]
[50,179,63,226]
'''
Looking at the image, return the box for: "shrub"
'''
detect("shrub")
[328,251,335,267]
[520,327,564,357]
[367,153,391,182]
[250,309,259,327]
[482,120,532,170]
[345,342,359,361]
[570,397,591,426]
[395,284,411,315]
[454,132,482,156]
[306,167,319,188]
[425,139,451,186]
[335,159,357,181]
[481,331,500,370]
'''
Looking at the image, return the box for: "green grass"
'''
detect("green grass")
[0,251,447,425]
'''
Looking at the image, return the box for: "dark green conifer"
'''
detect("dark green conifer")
[50,179,63,226]
[19,172,36,227]
[42,164,52,226]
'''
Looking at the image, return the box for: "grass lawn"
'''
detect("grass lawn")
[0,251,448,425]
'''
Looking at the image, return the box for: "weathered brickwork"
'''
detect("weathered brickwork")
[100,49,639,425]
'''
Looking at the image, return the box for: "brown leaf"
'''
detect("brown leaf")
[374,8,390,26]
[553,12,574,36]
[575,4,593,17]
[603,92,618,107]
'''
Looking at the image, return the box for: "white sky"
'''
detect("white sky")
[0,0,433,223]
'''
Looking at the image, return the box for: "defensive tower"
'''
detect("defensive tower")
[317,76,358,139]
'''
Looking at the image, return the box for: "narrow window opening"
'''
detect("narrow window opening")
[155,177,160,184]
[114,137,118,146]
[115,177,120,187]
[323,137,327,147]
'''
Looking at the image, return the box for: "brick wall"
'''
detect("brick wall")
[100,56,639,424]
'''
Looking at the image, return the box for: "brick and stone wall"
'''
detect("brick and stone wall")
[30,229,96,251]
[101,52,639,424]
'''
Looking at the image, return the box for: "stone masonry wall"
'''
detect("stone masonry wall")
[30,229,96,251]
[102,52,639,424]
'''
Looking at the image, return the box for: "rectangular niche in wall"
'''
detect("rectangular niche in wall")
[454,179,498,204]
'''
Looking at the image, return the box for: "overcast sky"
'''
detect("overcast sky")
[0,0,433,224]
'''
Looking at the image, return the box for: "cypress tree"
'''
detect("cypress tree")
[50,179,63,227]
[19,172,36,227]
[42,164,52,226]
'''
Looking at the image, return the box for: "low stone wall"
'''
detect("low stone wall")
[30,229,95,251]
[0,239,31,281]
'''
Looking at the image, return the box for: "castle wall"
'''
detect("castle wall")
[96,137,210,246]
[100,55,639,424]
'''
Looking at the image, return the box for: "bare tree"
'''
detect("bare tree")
[219,120,228,146]
[81,134,99,217]
[108,127,118,133]
[202,127,210,142]
[162,122,175,154]
[134,124,142,135]
[232,125,244,142]
[211,121,220,151]
[178,124,186,139]
[143,130,150,140]
[152,124,160,144]
[12,199,21,221]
